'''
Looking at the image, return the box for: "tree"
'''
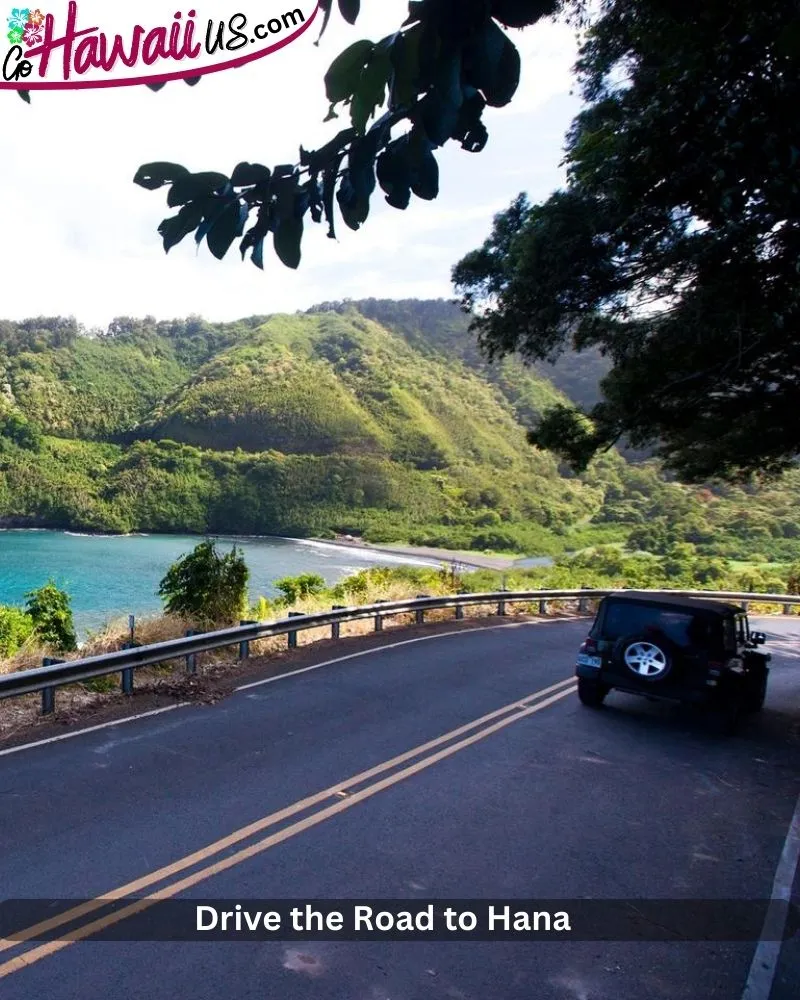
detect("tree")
[134,0,566,271]
[453,0,800,482]
[158,540,249,626]
[25,582,77,652]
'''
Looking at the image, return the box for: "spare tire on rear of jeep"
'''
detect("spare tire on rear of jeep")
[612,633,673,682]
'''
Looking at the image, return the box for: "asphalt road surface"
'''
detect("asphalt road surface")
[1,616,799,999]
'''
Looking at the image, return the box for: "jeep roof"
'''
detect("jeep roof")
[603,591,745,617]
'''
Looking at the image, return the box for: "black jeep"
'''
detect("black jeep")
[574,591,770,734]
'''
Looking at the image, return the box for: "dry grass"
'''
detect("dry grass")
[0,587,536,742]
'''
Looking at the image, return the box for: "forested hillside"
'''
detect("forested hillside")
[0,303,798,570]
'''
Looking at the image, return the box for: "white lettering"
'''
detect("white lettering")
[488,905,510,930]
[554,911,571,932]
[458,910,477,931]
[354,905,374,930]
[196,905,218,931]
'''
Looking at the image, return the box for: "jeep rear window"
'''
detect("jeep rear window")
[595,603,707,646]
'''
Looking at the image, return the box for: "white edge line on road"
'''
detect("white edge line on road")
[0,704,190,759]
[0,618,576,759]
[741,788,800,1000]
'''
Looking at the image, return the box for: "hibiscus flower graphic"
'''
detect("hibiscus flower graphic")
[27,7,44,26]
[22,21,41,45]
[7,25,23,44]
[7,8,30,31]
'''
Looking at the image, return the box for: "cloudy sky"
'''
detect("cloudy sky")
[3,1,582,328]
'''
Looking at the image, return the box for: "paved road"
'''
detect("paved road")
[1,617,798,999]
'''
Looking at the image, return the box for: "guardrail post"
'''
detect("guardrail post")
[455,592,467,619]
[331,607,346,640]
[497,592,508,616]
[41,657,64,715]
[374,600,388,632]
[742,601,750,613]
[415,595,428,625]
[287,612,303,649]
[539,599,548,616]
[578,588,590,614]
[120,642,138,695]
[185,630,198,674]
[783,604,792,616]
[238,620,258,660]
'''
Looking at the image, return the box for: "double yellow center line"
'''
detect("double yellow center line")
[0,676,576,978]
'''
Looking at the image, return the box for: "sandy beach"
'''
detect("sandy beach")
[309,537,540,572]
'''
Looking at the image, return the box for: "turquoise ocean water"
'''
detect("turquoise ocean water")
[0,531,438,638]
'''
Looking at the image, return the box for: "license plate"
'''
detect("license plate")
[577,654,602,668]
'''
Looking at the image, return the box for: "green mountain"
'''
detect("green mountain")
[308,298,612,412]
[0,303,798,564]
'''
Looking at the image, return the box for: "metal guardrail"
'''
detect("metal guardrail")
[1,588,798,716]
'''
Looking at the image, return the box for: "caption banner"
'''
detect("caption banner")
[1,899,798,942]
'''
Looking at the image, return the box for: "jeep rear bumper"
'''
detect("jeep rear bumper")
[575,663,718,705]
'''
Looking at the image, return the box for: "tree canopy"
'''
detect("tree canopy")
[133,0,564,270]
[453,0,800,482]
[130,0,800,483]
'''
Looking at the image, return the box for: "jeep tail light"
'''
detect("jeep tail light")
[580,638,598,654]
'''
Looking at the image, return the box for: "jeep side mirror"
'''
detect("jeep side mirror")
[750,632,766,645]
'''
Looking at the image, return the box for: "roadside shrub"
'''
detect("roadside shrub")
[274,573,326,604]
[0,605,35,657]
[24,581,77,652]
[158,540,249,626]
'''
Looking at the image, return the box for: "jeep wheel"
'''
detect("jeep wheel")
[743,668,769,714]
[614,634,672,682]
[577,678,610,708]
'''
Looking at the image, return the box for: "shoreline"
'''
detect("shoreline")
[307,537,532,572]
[0,524,547,573]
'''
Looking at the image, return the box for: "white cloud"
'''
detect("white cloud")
[1,1,581,326]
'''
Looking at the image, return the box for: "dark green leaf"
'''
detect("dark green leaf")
[158,201,205,252]
[411,148,439,201]
[338,0,360,25]
[491,0,558,28]
[418,91,461,146]
[324,39,374,104]
[206,198,245,260]
[134,162,191,191]
[146,81,167,92]
[350,36,393,133]
[251,238,265,270]
[404,1,428,26]
[18,90,30,104]
[376,137,412,210]
[465,21,521,108]
[300,128,356,176]
[315,0,333,43]
[231,162,272,187]
[452,90,489,151]
[322,151,347,239]
[168,172,229,207]
[389,25,422,107]
[240,203,272,262]
[184,76,201,86]
[274,216,304,269]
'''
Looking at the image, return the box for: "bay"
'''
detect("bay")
[0,531,440,638]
